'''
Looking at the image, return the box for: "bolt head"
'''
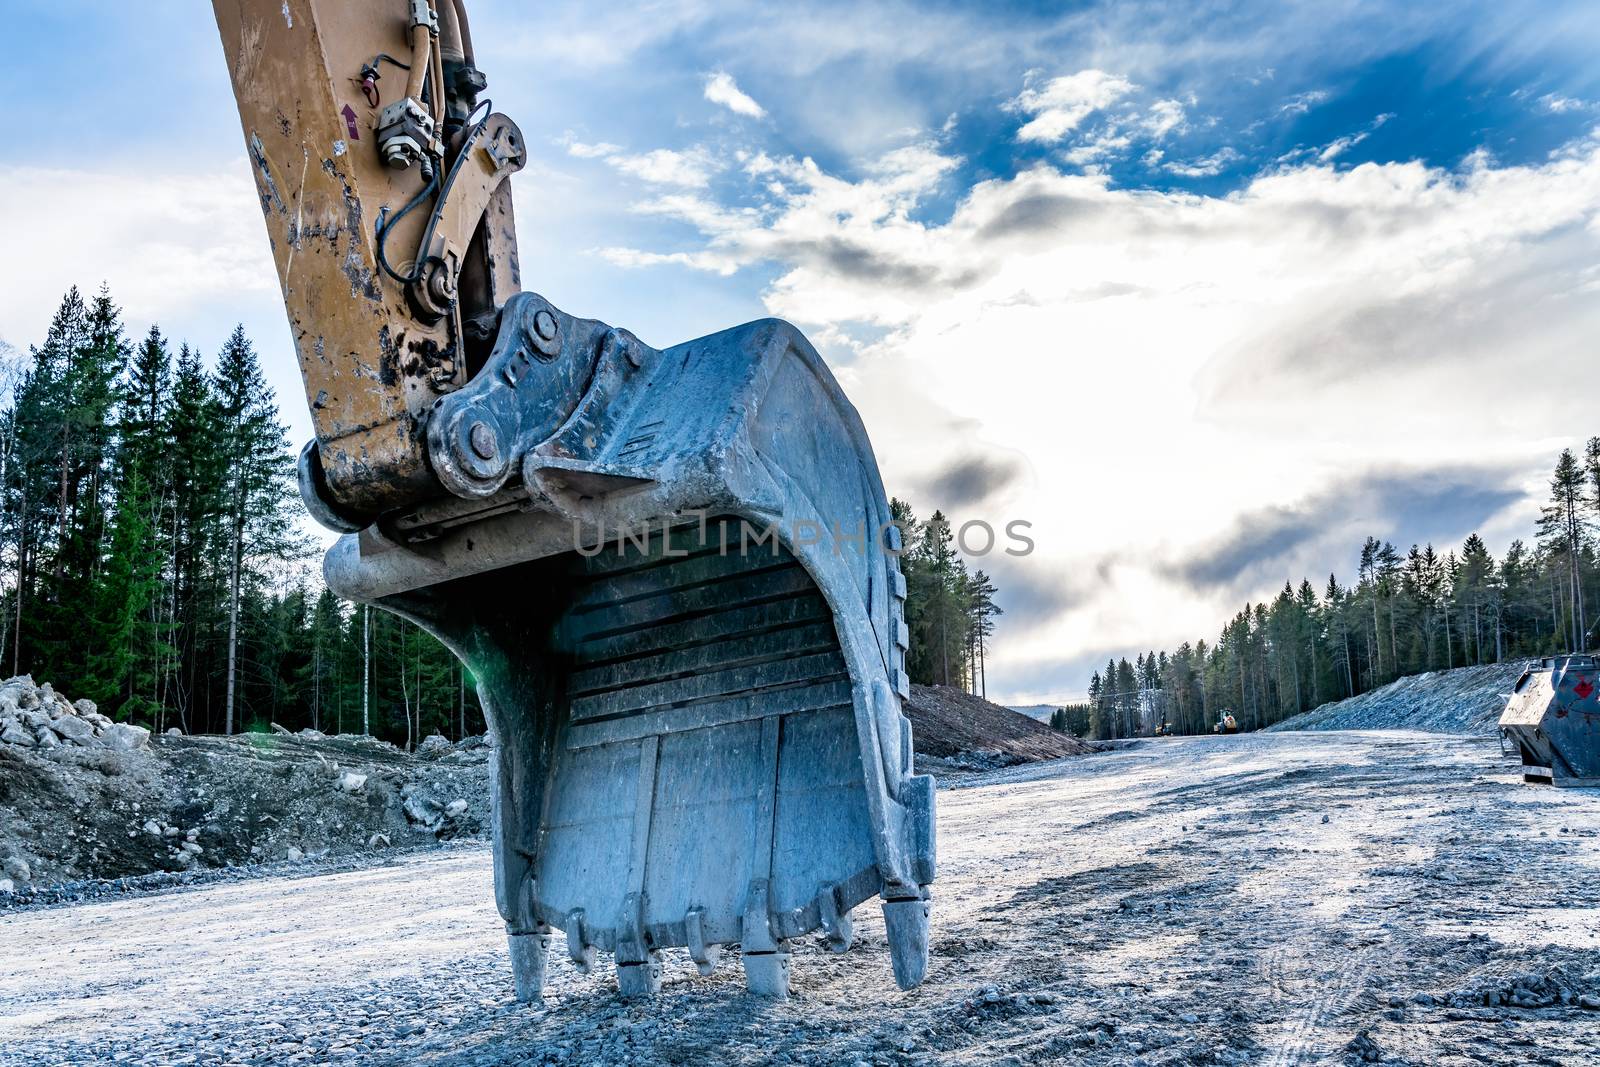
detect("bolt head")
[428,268,456,304]
[468,420,498,461]
[532,309,558,342]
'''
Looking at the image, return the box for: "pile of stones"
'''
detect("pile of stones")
[0,675,150,752]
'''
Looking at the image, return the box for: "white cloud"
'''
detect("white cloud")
[1163,146,1240,177]
[1539,93,1589,114]
[0,163,276,342]
[1314,112,1393,162]
[1279,89,1329,115]
[611,147,720,187]
[563,138,622,159]
[1318,133,1366,161]
[704,71,767,118]
[1009,70,1136,143]
[1143,98,1188,139]
[1062,130,1132,167]
[599,127,1600,702]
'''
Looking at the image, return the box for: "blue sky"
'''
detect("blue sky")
[4,0,1599,702]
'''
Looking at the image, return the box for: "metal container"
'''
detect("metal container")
[1499,655,1600,787]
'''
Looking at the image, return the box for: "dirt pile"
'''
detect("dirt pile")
[0,676,150,753]
[0,724,490,894]
[905,683,1091,769]
[1266,660,1533,735]
[1,676,1091,894]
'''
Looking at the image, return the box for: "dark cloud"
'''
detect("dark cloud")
[1166,464,1528,596]
[977,191,1095,241]
[920,452,1027,510]
[1171,505,1323,591]
[768,236,983,293]
[980,553,1101,627]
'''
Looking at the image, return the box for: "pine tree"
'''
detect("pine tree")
[1538,448,1591,652]
[212,326,305,733]
[965,569,1001,698]
[166,343,224,733]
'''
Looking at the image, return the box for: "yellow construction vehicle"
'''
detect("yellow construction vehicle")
[208,0,934,1000]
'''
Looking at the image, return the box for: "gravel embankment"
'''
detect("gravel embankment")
[1267,661,1534,735]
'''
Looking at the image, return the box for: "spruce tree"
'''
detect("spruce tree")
[212,326,304,733]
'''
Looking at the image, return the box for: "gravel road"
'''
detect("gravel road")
[3,730,1598,1066]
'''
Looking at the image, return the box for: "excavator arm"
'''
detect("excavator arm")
[214,0,521,522]
[211,0,935,1000]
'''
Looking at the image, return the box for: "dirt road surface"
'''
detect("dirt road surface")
[4,731,1598,1066]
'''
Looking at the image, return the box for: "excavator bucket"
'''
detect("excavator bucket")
[330,301,937,997]
[210,0,934,1000]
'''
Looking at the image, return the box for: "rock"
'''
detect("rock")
[0,878,13,895]
[143,820,162,836]
[286,847,305,862]
[33,726,59,748]
[1,857,29,884]
[165,727,182,736]
[445,799,470,818]
[368,832,391,848]
[103,723,151,751]
[51,714,98,746]
[19,708,50,730]
[403,793,444,831]
[299,728,327,740]
[417,734,452,755]
[0,722,32,746]
[1580,995,1600,1011]
[337,771,368,793]
[1346,1030,1384,1063]
[181,842,203,856]
[72,698,98,717]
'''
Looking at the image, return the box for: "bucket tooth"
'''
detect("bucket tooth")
[742,949,792,999]
[686,907,722,977]
[882,895,931,991]
[564,908,596,974]
[507,928,552,1002]
[614,891,660,998]
[818,883,854,953]
[741,878,789,997]
[616,956,663,998]
[326,301,940,999]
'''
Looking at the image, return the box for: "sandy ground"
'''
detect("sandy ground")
[3,730,1598,1066]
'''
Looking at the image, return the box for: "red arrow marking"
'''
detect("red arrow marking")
[341,103,360,140]
[1573,677,1594,700]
